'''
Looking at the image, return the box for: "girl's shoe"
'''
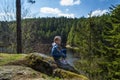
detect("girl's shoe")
[61,59,68,65]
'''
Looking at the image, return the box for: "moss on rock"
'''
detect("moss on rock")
[53,68,89,80]
[25,53,57,75]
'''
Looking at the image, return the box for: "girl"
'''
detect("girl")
[51,36,67,65]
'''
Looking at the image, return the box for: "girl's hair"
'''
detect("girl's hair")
[54,36,61,42]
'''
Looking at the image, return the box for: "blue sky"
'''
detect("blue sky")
[0,0,120,21]
[30,0,120,18]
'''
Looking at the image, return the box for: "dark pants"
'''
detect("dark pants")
[53,49,67,63]
[61,49,67,58]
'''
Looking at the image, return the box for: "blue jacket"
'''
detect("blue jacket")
[51,43,66,59]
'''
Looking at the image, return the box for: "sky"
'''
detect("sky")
[31,0,120,18]
[0,0,120,21]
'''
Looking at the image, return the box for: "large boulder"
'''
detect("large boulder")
[25,53,57,75]
[24,53,89,80]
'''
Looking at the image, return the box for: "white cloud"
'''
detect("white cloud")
[40,7,75,18]
[58,13,75,18]
[60,0,81,6]
[40,7,61,14]
[90,9,108,17]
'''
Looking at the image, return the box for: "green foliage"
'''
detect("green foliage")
[67,26,75,46]
[0,17,74,53]
[67,4,120,80]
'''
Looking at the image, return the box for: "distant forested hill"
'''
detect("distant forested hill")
[0,17,76,53]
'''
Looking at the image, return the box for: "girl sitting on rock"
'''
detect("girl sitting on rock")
[51,36,67,65]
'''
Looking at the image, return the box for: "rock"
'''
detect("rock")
[24,53,89,80]
[53,68,89,80]
[57,62,79,74]
[0,65,43,80]
[3,53,89,80]
[25,53,57,76]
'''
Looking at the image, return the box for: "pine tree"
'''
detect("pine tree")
[99,5,120,79]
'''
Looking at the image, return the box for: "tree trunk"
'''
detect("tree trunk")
[16,0,22,53]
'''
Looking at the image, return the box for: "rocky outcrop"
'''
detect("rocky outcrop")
[24,53,89,80]
[2,53,89,80]
[25,53,57,75]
